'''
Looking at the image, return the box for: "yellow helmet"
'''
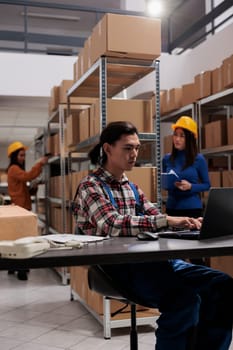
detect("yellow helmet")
[7,141,28,157]
[171,116,197,138]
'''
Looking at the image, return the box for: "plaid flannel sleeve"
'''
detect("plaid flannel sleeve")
[76,179,168,237]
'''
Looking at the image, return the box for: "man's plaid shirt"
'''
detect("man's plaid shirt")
[75,167,167,237]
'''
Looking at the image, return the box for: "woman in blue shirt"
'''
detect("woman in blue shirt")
[162,116,210,218]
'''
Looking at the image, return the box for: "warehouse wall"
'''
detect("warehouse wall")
[0,53,76,97]
[125,20,233,98]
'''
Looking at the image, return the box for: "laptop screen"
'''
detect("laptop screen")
[200,187,233,239]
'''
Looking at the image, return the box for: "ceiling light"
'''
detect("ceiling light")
[146,0,163,17]
[21,12,80,22]
[171,47,184,55]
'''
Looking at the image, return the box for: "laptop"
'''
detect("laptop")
[158,187,233,240]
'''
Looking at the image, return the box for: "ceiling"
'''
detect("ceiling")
[0,0,191,55]
[0,0,232,147]
[0,95,49,147]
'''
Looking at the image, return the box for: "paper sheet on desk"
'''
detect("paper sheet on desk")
[43,234,107,244]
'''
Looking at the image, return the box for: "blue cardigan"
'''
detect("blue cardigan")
[162,150,211,210]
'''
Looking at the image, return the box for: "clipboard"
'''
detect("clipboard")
[161,170,180,190]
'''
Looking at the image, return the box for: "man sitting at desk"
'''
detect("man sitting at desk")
[74,121,233,350]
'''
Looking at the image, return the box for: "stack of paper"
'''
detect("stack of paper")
[43,234,107,244]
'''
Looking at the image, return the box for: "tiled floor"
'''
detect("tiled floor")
[0,268,232,350]
[0,269,156,350]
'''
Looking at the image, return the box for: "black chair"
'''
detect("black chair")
[88,266,198,350]
[88,265,138,350]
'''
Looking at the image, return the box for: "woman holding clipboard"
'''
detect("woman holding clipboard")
[162,116,210,218]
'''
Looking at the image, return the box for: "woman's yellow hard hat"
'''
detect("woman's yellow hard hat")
[7,141,28,157]
[171,116,198,138]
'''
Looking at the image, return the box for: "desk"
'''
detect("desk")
[1,235,233,340]
[1,235,233,270]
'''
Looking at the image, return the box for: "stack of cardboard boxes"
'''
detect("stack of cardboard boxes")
[73,13,161,81]
[160,53,233,116]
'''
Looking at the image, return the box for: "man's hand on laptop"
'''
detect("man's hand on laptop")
[166,216,202,230]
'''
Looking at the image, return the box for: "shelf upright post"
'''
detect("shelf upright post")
[197,101,203,151]
[99,57,107,130]
[59,105,67,233]
[44,122,52,234]
[155,60,162,210]
[226,105,232,170]
[66,95,73,225]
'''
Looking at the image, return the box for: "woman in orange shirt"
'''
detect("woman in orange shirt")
[7,141,48,280]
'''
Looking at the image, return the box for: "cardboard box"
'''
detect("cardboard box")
[77,49,85,80]
[0,205,38,240]
[91,13,161,63]
[51,175,70,200]
[59,80,74,104]
[160,87,182,114]
[211,67,223,94]
[159,90,168,116]
[222,170,233,187]
[227,118,233,145]
[79,108,90,143]
[49,205,72,233]
[222,55,233,89]
[208,171,222,187]
[137,143,153,164]
[70,266,89,301]
[169,87,182,111]
[194,71,211,100]
[94,98,153,134]
[163,134,173,155]
[83,36,92,75]
[211,157,229,170]
[66,112,80,146]
[125,167,157,202]
[181,82,196,106]
[203,171,221,200]
[204,120,227,148]
[73,57,79,82]
[49,86,60,114]
[52,133,60,156]
[210,256,233,277]
[89,103,99,137]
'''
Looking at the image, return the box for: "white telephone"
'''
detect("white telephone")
[0,236,50,259]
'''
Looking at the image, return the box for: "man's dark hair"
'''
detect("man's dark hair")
[89,121,139,165]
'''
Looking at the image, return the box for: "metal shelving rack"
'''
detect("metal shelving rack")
[0,183,10,204]
[197,87,233,170]
[160,103,197,123]
[46,107,65,234]
[46,104,87,235]
[67,56,161,206]
[66,55,161,338]
[160,88,233,161]
[33,128,47,232]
